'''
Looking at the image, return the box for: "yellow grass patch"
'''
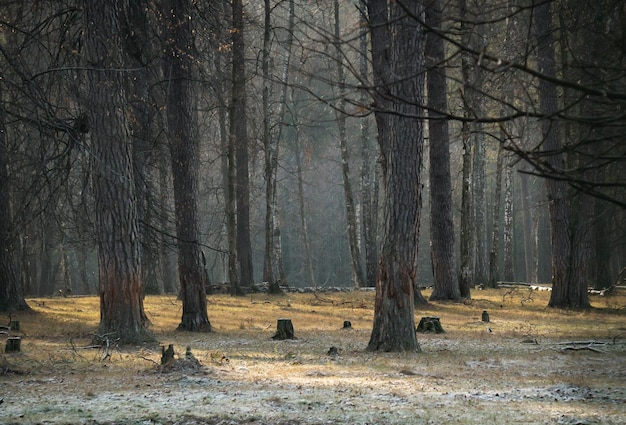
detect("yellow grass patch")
[1,288,625,424]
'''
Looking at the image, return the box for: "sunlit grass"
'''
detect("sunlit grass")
[2,287,621,372]
[11,287,626,342]
[2,288,625,424]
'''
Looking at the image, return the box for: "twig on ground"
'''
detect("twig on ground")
[92,333,120,361]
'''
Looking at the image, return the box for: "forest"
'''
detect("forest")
[0,0,625,349]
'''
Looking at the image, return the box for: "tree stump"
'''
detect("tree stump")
[272,318,295,340]
[342,320,352,329]
[161,344,175,365]
[5,337,21,353]
[482,310,490,323]
[416,317,445,334]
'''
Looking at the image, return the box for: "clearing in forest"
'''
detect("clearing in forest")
[1,288,625,424]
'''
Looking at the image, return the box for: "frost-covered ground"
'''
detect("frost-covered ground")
[2,331,625,425]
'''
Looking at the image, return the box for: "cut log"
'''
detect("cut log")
[5,337,21,353]
[161,344,175,365]
[482,310,490,323]
[272,318,296,340]
[416,316,445,334]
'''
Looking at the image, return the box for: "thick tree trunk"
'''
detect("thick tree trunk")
[127,0,161,296]
[163,0,212,331]
[533,1,589,308]
[231,0,252,293]
[425,0,461,301]
[0,82,29,312]
[83,0,152,343]
[366,0,425,352]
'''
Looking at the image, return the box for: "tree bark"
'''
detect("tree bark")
[231,0,252,294]
[83,0,152,343]
[126,0,161,296]
[0,79,30,312]
[459,121,473,298]
[366,0,425,352]
[162,0,212,331]
[262,0,293,293]
[359,1,378,288]
[334,0,365,289]
[503,158,515,282]
[294,129,317,289]
[487,145,504,288]
[533,1,589,308]
[425,0,461,301]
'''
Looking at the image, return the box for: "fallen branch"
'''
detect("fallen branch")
[560,345,606,354]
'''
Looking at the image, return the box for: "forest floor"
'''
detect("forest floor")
[1,288,626,425]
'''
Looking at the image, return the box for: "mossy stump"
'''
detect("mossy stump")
[416,316,445,334]
[272,319,295,340]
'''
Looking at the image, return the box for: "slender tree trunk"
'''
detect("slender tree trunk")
[334,0,365,288]
[158,146,177,294]
[163,0,211,331]
[367,0,425,352]
[262,0,274,288]
[520,171,535,282]
[83,0,152,343]
[0,79,30,312]
[503,155,515,281]
[359,1,378,288]
[459,122,473,297]
[487,145,504,288]
[209,0,239,291]
[425,0,460,301]
[294,129,316,289]
[262,0,293,293]
[460,0,485,289]
[231,0,252,294]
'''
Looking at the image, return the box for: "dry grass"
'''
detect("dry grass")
[2,288,626,424]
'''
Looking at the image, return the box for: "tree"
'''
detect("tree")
[83,0,153,343]
[162,0,212,330]
[367,0,426,352]
[533,0,589,308]
[0,79,30,312]
[358,0,378,289]
[425,0,461,301]
[333,0,365,288]
[231,0,252,294]
[261,0,293,293]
